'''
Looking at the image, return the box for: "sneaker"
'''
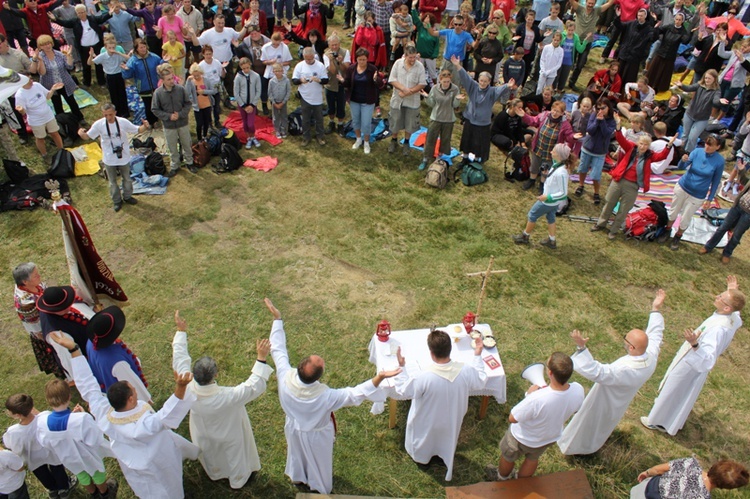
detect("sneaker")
[245,140,253,150]
[593,193,601,205]
[113,203,122,212]
[590,224,604,232]
[318,138,326,146]
[732,183,739,197]
[276,132,282,139]
[640,416,667,433]
[343,23,351,29]
[722,181,731,193]
[352,138,363,149]
[388,140,397,154]
[574,185,584,197]
[123,197,138,205]
[402,141,410,156]
[512,233,530,245]
[521,178,535,190]
[326,121,336,134]
[363,141,371,154]
[670,235,682,251]
[418,159,429,170]
[540,237,557,249]
[187,164,198,174]
[252,138,261,148]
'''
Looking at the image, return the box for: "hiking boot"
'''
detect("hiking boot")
[402,141,410,156]
[512,233,530,245]
[418,159,429,171]
[326,121,336,134]
[113,203,122,212]
[722,255,731,264]
[123,197,138,205]
[540,237,557,249]
[187,164,198,174]
[521,178,535,190]
[698,247,709,255]
[669,234,682,251]
[590,224,605,232]
[388,139,397,154]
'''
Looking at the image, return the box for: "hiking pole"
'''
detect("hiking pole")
[565,215,599,223]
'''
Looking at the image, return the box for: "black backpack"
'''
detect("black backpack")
[504,145,530,182]
[144,152,166,176]
[3,159,29,184]
[48,150,76,178]
[288,109,303,136]
[213,144,243,173]
[133,136,157,155]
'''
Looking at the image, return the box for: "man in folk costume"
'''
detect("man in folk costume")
[37,286,95,381]
[558,290,667,456]
[265,298,401,494]
[391,330,487,479]
[171,310,274,489]
[86,305,151,404]
[642,275,745,436]
[50,332,199,499]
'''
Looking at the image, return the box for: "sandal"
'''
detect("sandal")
[574,185,584,197]
[593,193,601,205]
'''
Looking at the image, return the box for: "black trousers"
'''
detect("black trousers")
[51,90,84,120]
[81,42,105,86]
[140,93,159,125]
[32,464,69,492]
[106,73,130,117]
[569,43,591,86]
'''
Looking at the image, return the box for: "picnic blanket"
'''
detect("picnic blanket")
[132,172,169,195]
[634,171,683,209]
[126,85,147,125]
[51,88,99,113]
[667,215,728,247]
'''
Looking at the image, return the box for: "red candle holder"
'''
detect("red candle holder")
[463,312,476,335]
[376,320,391,342]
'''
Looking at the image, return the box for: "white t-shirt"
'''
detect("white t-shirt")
[198,28,241,63]
[86,117,140,166]
[260,41,293,79]
[0,450,25,495]
[510,383,584,448]
[198,59,224,87]
[14,83,54,127]
[80,19,99,47]
[292,60,328,106]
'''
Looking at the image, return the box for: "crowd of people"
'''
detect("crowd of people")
[4,260,749,498]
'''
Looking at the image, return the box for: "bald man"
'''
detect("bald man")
[557,290,666,455]
[265,298,400,494]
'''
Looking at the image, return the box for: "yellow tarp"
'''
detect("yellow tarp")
[69,142,103,177]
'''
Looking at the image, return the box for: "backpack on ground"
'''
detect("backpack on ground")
[144,151,166,176]
[288,109,303,136]
[192,141,211,168]
[206,129,223,156]
[3,159,29,184]
[212,143,243,173]
[132,136,156,155]
[48,150,76,178]
[454,158,489,186]
[702,207,730,227]
[504,145,530,182]
[220,128,241,150]
[624,200,668,241]
[425,159,449,189]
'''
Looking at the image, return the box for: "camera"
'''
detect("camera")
[112,145,123,159]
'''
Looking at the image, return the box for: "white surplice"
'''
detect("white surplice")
[392,356,487,480]
[35,410,113,475]
[71,355,199,499]
[269,319,381,495]
[171,330,274,489]
[647,311,742,435]
[558,312,665,455]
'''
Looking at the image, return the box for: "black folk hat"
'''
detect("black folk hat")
[87,306,126,349]
[36,286,76,314]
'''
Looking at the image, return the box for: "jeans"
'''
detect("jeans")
[704,204,750,256]
[350,101,374,137]
[528,200,558,223]
[104,161,133,204]
[578,150,606,181]
[301,98,325,140]
[682,113,708,153]
[164,125,194,171]
[276,0,294,20]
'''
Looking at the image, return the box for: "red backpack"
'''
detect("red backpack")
[625,206,660,240]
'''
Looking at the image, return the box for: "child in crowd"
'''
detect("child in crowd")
[0,443,26,499]
[419,69,462,170]
[234,57,262,149]
[185,64,217,141]
[4,394,75,499]
[268,62,291,138]
[162,30,186,78]
[35,380,118,499]
[14,78,65,160]
[91,40,130,117]
[570,96,592,156]
[390,1,413,61]
[503,47,526,98]
[198,45,226,128]
[512,143,578,249]
[537,32,563,94]
[555,20,585,93]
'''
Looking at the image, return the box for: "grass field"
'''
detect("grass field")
[1,11,750,499]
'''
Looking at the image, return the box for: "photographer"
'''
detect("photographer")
[79,103,150,213]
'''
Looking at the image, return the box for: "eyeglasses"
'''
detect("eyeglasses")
[488,31,498,35]
[493,16,501,18]
[717,294,733,308]
[623,335,635,348]
[454,23,464,26]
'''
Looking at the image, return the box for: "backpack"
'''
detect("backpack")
[55,112,81,147]
[192,141,211,168]
[702,207,730,227]
[132,136,156,155]
[455,159,489,186]
[206,129,223,156]
[425,159,449,189]
[625,200,668,241]
[48,150,76,178]
[220,128,241,150]
[212,143,243,173]
[288,109,303,136]
[504,145,530,182]
[144,151,166,176]
[3,159,29,184]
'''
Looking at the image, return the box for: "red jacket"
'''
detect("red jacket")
[419,0,447,24]
[610,130,671,193]
[8,0,61,40]
[351,24,387,69]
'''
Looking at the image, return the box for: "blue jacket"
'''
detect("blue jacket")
[122,53,164,94]
[581,114,616,156]
[680,148,725,201]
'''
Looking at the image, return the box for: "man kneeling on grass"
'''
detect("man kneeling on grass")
[485,352,583,481]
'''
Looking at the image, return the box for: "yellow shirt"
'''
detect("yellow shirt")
[162,41,185,75]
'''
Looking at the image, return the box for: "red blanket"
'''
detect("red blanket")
[223,111,283,146]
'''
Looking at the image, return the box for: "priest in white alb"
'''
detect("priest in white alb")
[265,298,401,495]
[171,310,274,489]
[557,289,666,456]
[392,330,487,480]
[641,276,745,436]
[51,332,199,499]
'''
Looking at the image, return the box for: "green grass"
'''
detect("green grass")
[1,15,750,499]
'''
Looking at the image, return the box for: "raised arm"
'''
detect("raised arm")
[266,298,293,378]
[172,310,192,374]
[226,338,274,405]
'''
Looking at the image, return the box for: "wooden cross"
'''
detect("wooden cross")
[465,256,507,322]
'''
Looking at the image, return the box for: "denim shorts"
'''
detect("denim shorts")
[528,200,558,224]
[577,150,606,181]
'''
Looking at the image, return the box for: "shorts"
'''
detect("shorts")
[577,150,606,181]
[389,106,420,134]
[500,429,554,462]
[77,469,107,486]
[31,119,60,139]
[527,200,558,224]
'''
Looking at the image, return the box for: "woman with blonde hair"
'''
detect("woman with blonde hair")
[674,69,726,153]
[31,34,83,120]
[185,63,217,140]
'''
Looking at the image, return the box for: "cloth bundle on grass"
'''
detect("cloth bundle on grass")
[406,127,461,164]
[244,156,279,172]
